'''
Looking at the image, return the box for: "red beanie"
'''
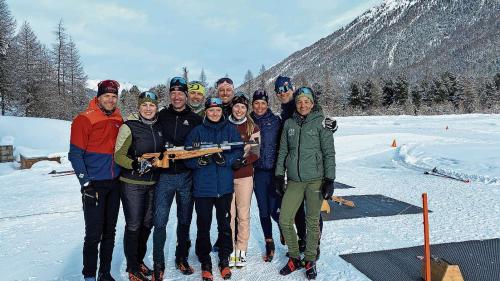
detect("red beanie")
[97,80,120,97]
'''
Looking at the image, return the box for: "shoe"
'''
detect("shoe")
[229,250,239,267]
[304,261,317,280]
[176,258,194,275]
[219,261,232,280]
[279,257,302,276]
[236,250,247,267]
[139,262,153,276]
[128,270,149,281]
[97,272,116,281]
[201,262,213,281]
[151,263,164,281]
[263,239,275,262]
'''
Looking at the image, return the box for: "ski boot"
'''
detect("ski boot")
[139,262,153,276]
[279,257,302,276]
[151,263,164,281]
[263,239,275,262]
[201,262,213,281]
[176,258,194,275]
[127,270,148,281]
[304,261,317,280]
[219,260,232,280]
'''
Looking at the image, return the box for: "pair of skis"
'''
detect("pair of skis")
[48,170,75,177]
[424,167,470,183]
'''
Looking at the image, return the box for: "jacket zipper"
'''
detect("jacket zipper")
[149,123,157,182]
[297,123,302,182]
[173,115,179,173]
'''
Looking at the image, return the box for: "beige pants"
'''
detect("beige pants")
[230,176,254,251]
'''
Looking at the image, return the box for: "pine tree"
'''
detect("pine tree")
[52,19,67,97]
[244,69,254,94]
[362,79,376,110]
[348,81,362,109]
[382,78,396,106]
[0,0,16,115]
[65,37,87,117]
[394,76,409,105]
[259,64,266,90]
[494,73,500,91]
[119,85,140,117]
[182,67,188,81]
[199,68,207,86]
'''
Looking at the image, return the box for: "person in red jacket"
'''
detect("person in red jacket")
[69,80,123,281]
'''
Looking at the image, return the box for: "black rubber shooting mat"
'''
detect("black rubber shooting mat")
[340,238,500,281]
[335,182,356,189]
[321,194,425,221]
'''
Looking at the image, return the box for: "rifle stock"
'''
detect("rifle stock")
[141,147,223,168]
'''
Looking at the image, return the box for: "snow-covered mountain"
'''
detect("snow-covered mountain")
[249,0,499,89]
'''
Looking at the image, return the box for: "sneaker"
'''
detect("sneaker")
[97,272,116,281]
[236,250,247,267]
[201,262,213,281]
[229,250,239,267]
[128,270,149,281]
[151,263,164,281]
[304,261,317,280]
[175,258,194,275]
[219,261,232,280]
[279,257,302,276]
[263,239,275,262]
[139,262,153,276]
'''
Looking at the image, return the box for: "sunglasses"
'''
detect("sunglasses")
[216,77,233,87]
[295,87,314,96]
[139,91,158,100]
[277,84,292,94]
[207,97,223,106]
[170,77,187,87]
[188,81,205,91]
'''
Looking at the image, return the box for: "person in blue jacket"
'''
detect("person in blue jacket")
[184,97,243,281]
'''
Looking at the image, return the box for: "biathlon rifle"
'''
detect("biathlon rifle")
[321,196,356,214]
[140,139,259,171]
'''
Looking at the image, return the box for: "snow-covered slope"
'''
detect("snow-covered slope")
[0,114,499,280]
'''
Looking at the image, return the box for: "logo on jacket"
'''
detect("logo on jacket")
[288,128,295,136]
[183,120,189,126]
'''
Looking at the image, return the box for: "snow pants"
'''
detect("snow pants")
[121,182,154,272]
[81,179,121,278]
[153,171,193,265]
[230,176,253,251]
[279,179,323,262]
[194,193,233,265]
[253,169,281,240]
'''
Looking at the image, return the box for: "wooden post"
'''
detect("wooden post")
[423,193,431,281]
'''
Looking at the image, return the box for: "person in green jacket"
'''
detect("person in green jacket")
[275,87,335,280]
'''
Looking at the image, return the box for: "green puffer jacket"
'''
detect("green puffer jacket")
[275,110,336,182]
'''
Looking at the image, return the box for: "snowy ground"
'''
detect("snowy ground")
[0,114,499,281]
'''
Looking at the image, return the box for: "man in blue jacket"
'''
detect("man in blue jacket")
[185,97,243,281]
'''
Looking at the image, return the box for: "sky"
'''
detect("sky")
[7,0,383,89]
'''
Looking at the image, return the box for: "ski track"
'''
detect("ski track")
[1,114,499,280]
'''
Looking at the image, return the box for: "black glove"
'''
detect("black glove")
[80,181,94,194]
[213,152,225,166]
[321,178,335,199]
[323,117,338,133]
[131,158,153,175]
[231,157,247,170]
[198,154,211,166]
[274,175,285,197]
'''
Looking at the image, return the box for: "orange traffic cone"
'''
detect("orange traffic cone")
[391,139,397,147]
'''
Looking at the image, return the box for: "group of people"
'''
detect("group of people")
[69,75,337,281]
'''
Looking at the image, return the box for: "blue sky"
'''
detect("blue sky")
[8,0,383,89]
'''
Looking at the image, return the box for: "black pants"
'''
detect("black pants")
[82,179,121,277]
[195,193,233,265]
[295,201,323,244]
[121,182,154,272]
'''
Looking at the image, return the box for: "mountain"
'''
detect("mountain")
[246,0,499,91]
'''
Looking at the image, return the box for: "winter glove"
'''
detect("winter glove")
[213,152,225,166]
[231,157,247,170]
[132,158,153,175]
[321,178,335,200]
[80,181,94,194]
[274,175,285,197]
[323,117,338,133]
[198,154,211,166]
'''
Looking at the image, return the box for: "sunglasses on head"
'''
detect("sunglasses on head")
[171,77,187,86]
[216,77,233,87]
[139,91,158,101]
[189,81,204,91]
[295,87,313,96]
[208,97,223,106]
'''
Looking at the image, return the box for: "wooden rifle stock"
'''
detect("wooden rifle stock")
[141,147,223,168]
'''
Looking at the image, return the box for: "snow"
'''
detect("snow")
[1,114,499,280]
